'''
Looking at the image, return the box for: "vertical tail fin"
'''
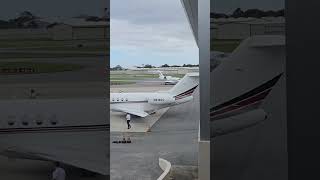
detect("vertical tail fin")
[157,70,165,79]
[211,35,285,118]
[210,35,285,137]
[169,72,199,99]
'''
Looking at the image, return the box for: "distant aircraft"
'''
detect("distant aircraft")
[210,51,229,71]
[110,72,198,117]
[210,35,285,137]
[157,70,181,85]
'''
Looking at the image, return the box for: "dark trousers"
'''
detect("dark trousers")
[127,120,131,129]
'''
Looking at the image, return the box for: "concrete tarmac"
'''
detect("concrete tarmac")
[111,107,169,132]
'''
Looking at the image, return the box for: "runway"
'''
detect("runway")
[110,88,199,179]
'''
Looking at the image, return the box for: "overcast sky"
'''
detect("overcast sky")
[110,0,198,68]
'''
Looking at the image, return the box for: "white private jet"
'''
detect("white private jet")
[110,72,198,117]
[157,71,181,85]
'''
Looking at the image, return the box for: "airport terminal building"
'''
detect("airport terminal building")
[0,18,109,41]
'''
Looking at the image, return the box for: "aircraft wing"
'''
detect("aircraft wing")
[0,131,109,175]
[113,107,149,117]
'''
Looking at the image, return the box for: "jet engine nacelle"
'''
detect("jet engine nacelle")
[148,94,175,105]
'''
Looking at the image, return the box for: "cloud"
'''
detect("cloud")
[111,19,196,54]
[110,0,198,67]
[111,0,186,25]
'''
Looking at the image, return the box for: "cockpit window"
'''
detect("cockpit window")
[35,114,44,125]
[36,119,43,125]
[8,120,15,126]
[49,114,58,125]
[7,115,16,126]
[21,114,29,126]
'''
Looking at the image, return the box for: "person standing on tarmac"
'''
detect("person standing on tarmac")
[52,162,66,180]
[126,113,131,129]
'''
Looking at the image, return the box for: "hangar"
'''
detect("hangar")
[47,20,109,40]
[211,17,285,40]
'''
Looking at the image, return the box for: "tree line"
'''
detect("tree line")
[111,64,199,70]
[211,8,284,19]
[0,10,109,29]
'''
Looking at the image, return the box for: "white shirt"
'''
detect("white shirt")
[52,167,66,180]
[126,114,131,120]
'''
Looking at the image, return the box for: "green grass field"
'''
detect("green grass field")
[0,61,83,74]
[0,53,107,59]
[0,39,107,48]
[26,46,109,52]
[0,39,68,48]
[0,39,108,58]
[110,80,136,85]
[110,74,156,85]
[211,39,242,52]
[110,73,158,80]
